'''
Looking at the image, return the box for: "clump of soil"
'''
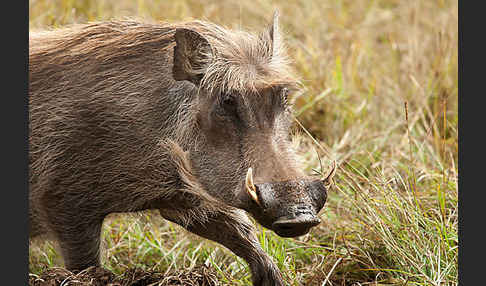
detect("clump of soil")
[29,266,220,286]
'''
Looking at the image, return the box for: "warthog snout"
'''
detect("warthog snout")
[243,163,336,237]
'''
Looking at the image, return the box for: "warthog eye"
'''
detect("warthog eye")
[221,96,238,116]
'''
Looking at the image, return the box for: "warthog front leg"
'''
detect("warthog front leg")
[160,207,284,286]
[157,140,284,285]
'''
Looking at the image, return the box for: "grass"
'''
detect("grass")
[29,0,458,285]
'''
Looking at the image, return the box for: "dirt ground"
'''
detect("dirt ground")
[29,266,221,286]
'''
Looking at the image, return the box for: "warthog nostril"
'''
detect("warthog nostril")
[272,215,321,238]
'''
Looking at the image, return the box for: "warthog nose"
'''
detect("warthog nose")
[272,214,321,238]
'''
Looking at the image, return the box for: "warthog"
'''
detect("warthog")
[29,11,336,285]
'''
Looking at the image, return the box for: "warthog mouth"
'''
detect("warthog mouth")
[272,214,321,237]
[242,162,337,237]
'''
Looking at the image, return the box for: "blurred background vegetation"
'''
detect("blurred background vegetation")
[29,0,458,285]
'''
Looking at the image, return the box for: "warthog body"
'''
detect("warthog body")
[29,12,335,285]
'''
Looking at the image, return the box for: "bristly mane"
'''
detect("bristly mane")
[29,18,299,96]
[179,20,300,95]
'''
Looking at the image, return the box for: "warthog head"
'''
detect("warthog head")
[172,12,336,237]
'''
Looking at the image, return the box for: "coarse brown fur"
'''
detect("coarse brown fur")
[29,13,327,286]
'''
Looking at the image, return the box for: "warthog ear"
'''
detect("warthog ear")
[173,28,213,85]
[267,10,282,58]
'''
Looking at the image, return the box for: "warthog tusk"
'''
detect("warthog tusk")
[245,167,259,205]
[323,160,337,188]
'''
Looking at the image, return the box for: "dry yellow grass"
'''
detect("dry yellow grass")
[29,1,458,285]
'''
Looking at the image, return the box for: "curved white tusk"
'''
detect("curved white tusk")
[323,160,337,187]
[245,167,259,205]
